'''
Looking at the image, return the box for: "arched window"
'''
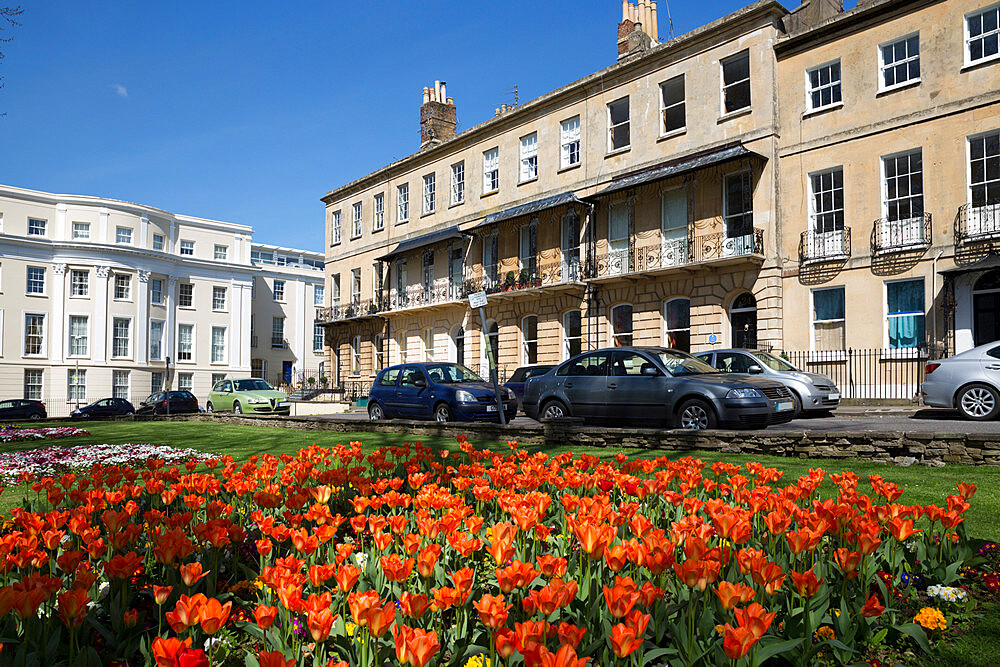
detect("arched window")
[973,269,1000,347]
[373,334,384,371]
[611,305,633,347]
[351,336,361,375]
[730,292,757,348]
[521,315,538,365]
[664,298,690,351]
[563,310,582,360]
[450,325,465,366]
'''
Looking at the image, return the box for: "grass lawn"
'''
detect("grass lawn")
[3,419,999,664]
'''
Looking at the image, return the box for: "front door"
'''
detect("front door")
[282,362,293,385]
[607,351,670,422]
[560,351,610,419]
[974,292,1000,346]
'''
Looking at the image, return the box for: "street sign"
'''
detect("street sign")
[468,291,488,308]
[709,334,718,344]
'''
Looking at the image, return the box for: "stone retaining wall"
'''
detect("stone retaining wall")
[163,414,1000,466]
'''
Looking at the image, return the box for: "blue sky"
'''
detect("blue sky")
[0,0,793,251]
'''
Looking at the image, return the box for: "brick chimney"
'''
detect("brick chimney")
[783,0,844,34]
[420,81,457,149]
[618,0,658,59]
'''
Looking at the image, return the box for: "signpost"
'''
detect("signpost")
[469,291,507,425]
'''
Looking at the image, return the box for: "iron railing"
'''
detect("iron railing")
[955,202,1000,244]
[871,213,931,254]
[315,299,383,323]
[799,228,851,264]
[589,229,764,279]
[784,346,931,400]
[468,256,585,296]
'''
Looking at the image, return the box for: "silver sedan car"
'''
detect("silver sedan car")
[695,349,841,416]
[921,341,1000,420]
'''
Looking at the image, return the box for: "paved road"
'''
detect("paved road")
[319,408,1000,434]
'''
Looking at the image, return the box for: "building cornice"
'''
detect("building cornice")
[320,0,788,205]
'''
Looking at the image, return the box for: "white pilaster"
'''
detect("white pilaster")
[51,263,67,363]
[56,204,67,241]
[137,270,150,362]
[140,216,149,250]
[94,266,110,361]
[242,280,253,370]
[99,208,110,244]
[230,279,242,370]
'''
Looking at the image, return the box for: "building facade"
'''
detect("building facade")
[0,185,321,416]
[248,243,328,387]
[319,0,1000,398]
[319,0,789,387]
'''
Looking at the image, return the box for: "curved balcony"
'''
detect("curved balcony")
[955,202,1000,244]
[871,213,931,255]
[588,229,764,281]
[468,255,586,298]
[799,228,851,265]
[315,299,383,324]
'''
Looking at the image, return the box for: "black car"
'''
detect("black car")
[367,363,517,423]
[0,399,47,420]
[522,346,797,430]
[71,398,135,418]
[134,391,200,416]
[503,365,556,412]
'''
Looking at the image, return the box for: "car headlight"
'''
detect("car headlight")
[455,390,477,403]
[505,388,515,399]
[726,388,764,399]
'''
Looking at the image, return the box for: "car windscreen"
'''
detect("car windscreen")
[755,351,798,372]
[234,379,274,392]
[424,363,484,383]
[653,351,719,376]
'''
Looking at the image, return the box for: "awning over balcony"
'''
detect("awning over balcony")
[939,253,1000,276]
[466,191,584,232]
[375,225,463,262]
[594,143,759,197]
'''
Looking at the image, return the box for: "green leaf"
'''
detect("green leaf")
[753,637,803,663]
[893,622,932,654]
[643,647,678,665]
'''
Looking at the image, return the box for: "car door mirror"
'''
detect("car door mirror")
[748,365,763,374]
[412,377,426,388]
[641,365,660,376]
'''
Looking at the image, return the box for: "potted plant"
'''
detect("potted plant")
[503,271,516,291]
[307,376,316,387]
[319,376,328,387]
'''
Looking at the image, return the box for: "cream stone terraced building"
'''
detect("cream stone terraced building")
[0,185,323,416]
[319,0,789,385]
[318,0,1000,394]
[775,0,1000,361]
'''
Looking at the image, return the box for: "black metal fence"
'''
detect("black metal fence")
[784,347,931,400]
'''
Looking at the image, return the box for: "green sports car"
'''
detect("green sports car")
[206,378,290,415]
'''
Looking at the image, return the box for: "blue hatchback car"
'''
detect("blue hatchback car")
[367,362,518,423]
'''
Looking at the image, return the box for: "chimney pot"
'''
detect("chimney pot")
[420,80,458,147]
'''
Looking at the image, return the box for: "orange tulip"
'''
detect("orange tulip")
[400,592,430,619]
[789,567,823,597]
[473,593,512,630]
[56,589,89,628]
[495,627,517,659]
[348,590,380,627]
[557,622,587,649]
[199,597,233,634]
[602,583,640,619]
[165,593,206,633]
[367,600,396,638]
[308,608,337,642]
[381,554,415,582]
[734,602,775,640]
[393,623,415,664]
[888,517,916,542]
[153,585,173,605]
[833,548,861,580]
[254,604,279,629]
[416,544,441,578]
[537,554,568,578]
[609,623,641,658]
[673,558,721,592]
[257,650,295,667]
[860,594,886,618]
[722,624,757,660]
[714,581,755,610]
[405,627,441,667]
[152,636,192,667]
[487,538,515,566]
[334,563,361,593]
[179,562,210,587]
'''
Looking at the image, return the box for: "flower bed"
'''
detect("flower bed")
[0,426,88,444]
[0,437,993,666]
[0,443,214,482]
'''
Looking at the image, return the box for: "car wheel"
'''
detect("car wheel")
[28,413,43,420]
[676,399,717,430]
[790,391,803,418]
[434,403,452,423]
[540,399,569,420]
[206,402,214,413]
[368,403,384,421]
[233,402,243,415]
[956,384,1000,421]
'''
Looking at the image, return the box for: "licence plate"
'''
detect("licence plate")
[776,401,794,412]
[828,393,840,401]
[278,402,290,407]
[486,405,497,412]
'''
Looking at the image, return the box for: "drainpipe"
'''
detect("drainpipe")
[932,250,943,358]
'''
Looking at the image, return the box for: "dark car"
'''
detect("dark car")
[367,362,517,423]
[70,398,135,418]
[521,346,796,430]
[134,391,199,416]
[503,365,556,412]
[0,399,47,420]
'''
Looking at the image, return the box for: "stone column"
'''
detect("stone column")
[51,263,67,362]
[136,270,150,363]
[94,266,110,362]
